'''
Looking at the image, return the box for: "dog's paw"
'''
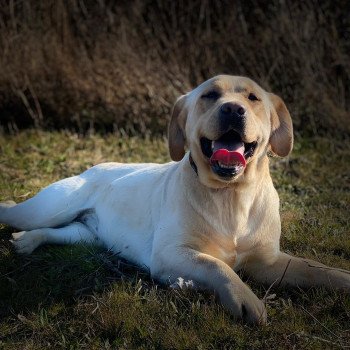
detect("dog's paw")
[225,288,267,325]
[239,295,267,325]
[10,230,46,254]
[329,268,350,293]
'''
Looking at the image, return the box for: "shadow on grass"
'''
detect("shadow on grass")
[1,222,347,317]
[1,223,350,348]
[0,225,152,319]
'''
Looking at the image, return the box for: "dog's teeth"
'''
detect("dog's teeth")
[211,141,215,151]
[218,162,235,169]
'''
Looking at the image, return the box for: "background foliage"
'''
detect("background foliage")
[0,0,349,135]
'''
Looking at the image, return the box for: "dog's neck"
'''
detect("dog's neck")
[181,153,274,238]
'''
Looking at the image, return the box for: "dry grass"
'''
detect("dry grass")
[0,0,349,135]
[0,130,349,349]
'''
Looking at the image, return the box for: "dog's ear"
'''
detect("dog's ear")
[269,93,293,157]
[168,94,188,161]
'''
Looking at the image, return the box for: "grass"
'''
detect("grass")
[0,130,349,349]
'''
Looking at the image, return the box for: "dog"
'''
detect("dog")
[1,75,349,325]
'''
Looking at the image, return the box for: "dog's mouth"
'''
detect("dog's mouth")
[200,130,257,178]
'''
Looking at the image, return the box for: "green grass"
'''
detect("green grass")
[0,130,349,349]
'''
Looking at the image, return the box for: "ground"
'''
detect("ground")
[0,130,349,349]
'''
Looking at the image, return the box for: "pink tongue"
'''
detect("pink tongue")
[210,141,246,168]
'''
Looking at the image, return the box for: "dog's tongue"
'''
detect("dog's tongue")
[210,138,246,167]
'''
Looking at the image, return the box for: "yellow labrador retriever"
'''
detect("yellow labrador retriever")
[1,75,349,325]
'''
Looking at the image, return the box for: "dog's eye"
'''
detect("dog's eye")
[201,91,221,100]
[248,93,260,101]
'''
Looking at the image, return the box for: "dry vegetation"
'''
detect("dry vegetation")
[0,131,349,349]
[0,0,349,135]
[0,1,350,349]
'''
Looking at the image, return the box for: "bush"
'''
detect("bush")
[0,0,349,135]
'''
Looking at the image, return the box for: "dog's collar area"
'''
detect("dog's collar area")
[189,153,198,175]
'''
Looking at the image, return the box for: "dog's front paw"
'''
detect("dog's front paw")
[330,268,350,292]
[223,287,267,325]
[239,294,267,325]
[10,230,46,254]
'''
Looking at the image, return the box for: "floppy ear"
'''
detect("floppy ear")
[269,93,293,157]
[168,94,188,161]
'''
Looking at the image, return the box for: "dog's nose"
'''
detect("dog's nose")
[220,103,245,117]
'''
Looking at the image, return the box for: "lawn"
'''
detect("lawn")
[0,130,349,349]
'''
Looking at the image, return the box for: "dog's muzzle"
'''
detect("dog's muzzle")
[200,130,257,179]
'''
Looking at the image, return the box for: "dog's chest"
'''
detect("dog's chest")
[200,232,238,267]
[184,215,253,269]
[184,191,266,268]
[183,177,274,268]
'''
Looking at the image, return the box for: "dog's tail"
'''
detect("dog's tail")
[0,175,89,230]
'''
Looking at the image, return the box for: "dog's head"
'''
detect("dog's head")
[168,75,293,188]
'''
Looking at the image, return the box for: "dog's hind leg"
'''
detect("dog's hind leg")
[0,175,89,231]
[10,221,100,254]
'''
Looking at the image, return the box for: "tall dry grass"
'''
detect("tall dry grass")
[0,0,349,135]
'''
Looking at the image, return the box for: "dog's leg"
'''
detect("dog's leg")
[0,175,88,230]
[244,251,350,292]
[151,246,267,325]
[10,222,99,254]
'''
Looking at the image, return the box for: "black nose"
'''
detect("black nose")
[220,103,246,117]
